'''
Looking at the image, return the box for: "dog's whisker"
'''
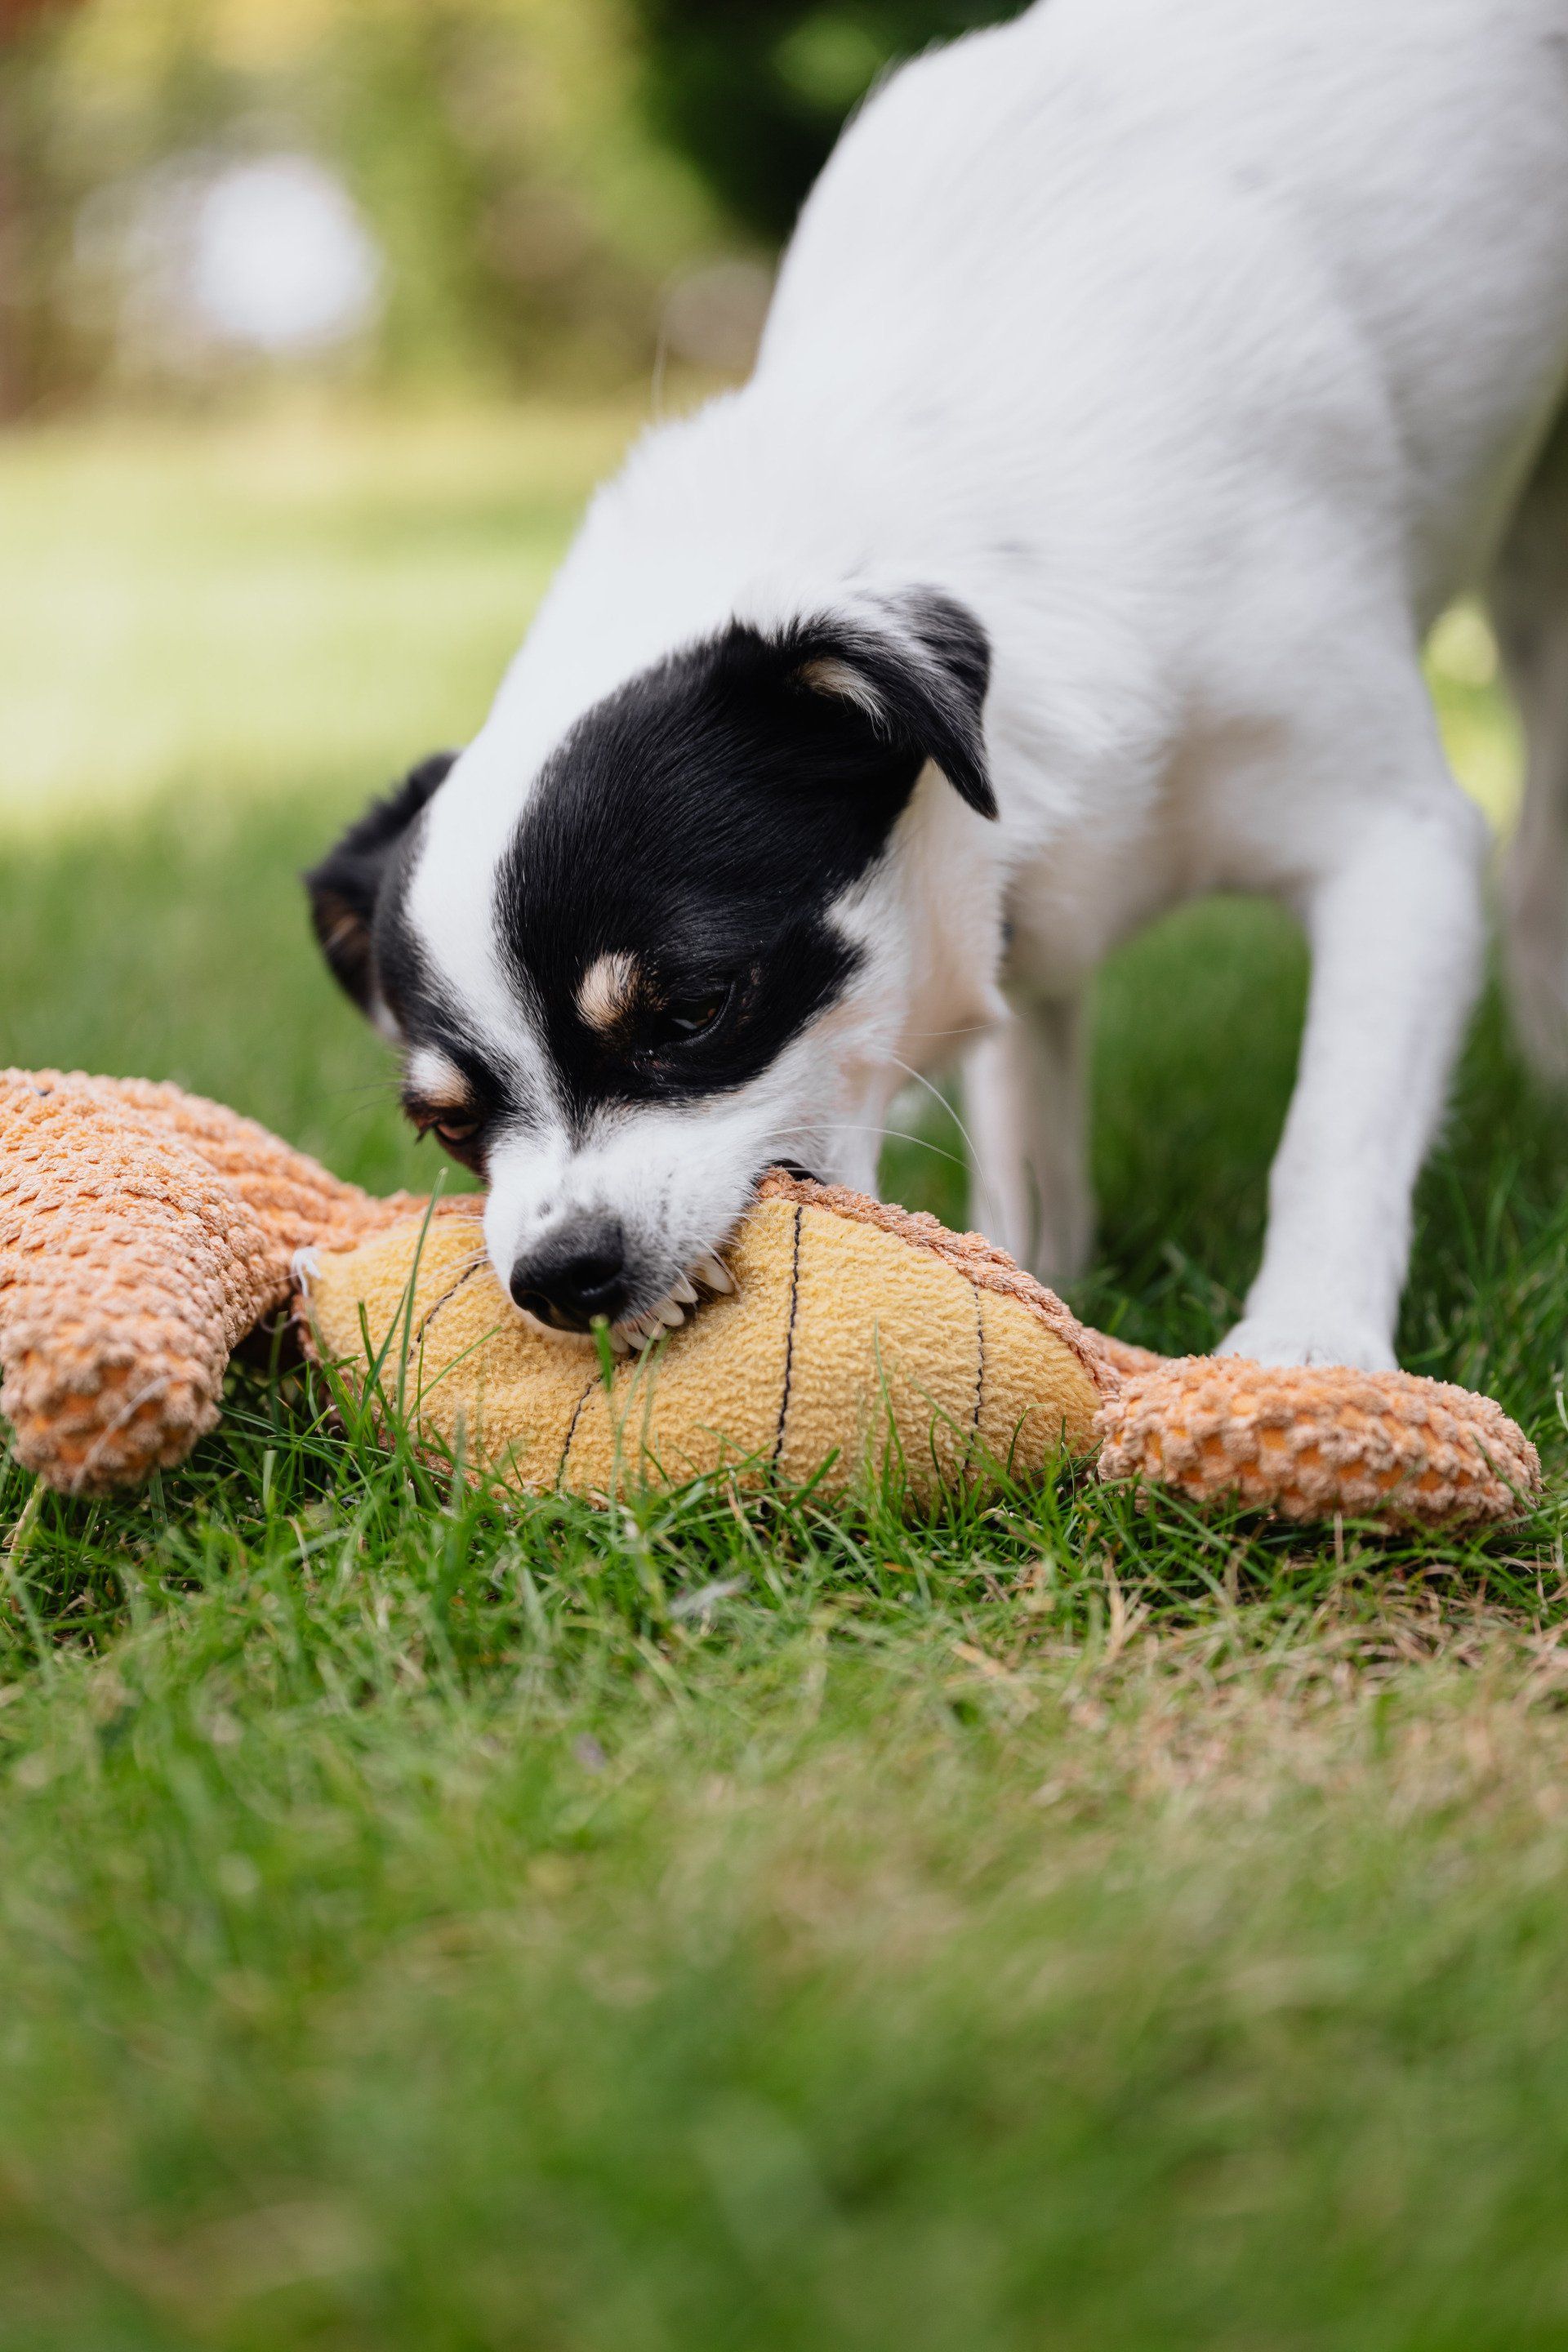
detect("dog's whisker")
[764,1120,971,1174]
[881,1057,983,1174]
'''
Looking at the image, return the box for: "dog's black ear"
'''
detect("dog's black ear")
[785,590,995,818]
[305,751,458,1014]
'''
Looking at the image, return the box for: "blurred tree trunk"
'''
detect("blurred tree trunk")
[0,137,20,416]
[0,0,82,416]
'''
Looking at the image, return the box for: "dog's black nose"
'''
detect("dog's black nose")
[510,1218,630,1332]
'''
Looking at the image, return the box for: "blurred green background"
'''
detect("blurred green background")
[0,0,1520,832]
[0,0,1022,414]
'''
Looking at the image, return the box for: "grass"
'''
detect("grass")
[3,403,1568,2349]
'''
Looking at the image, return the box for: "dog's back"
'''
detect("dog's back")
[761,0,1568,621]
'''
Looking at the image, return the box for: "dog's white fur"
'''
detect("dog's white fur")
[411,0,1568,1365]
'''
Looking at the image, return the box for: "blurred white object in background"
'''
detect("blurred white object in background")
[188,157,381,355]
[75,149,382,381]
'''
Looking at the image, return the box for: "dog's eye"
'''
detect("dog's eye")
[408,1103,481,1150]
[650,988,729,1047]
[669,993,724,1035]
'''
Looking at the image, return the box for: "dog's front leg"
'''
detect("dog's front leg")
[1221,794,1486,1371]
[965,994,1091,1287]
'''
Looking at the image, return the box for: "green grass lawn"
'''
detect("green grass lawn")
[4,404,1568,2351]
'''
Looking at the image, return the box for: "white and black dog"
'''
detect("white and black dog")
[309,0,1568,1365]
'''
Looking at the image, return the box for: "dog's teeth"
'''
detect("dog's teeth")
[670,1273,698,1306]
[697,1254,734,1294]
[608,1327,630,1355]
[617,1291,695,1348]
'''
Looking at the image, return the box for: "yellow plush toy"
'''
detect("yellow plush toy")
[1,1071,1542,1526]
[301,1172,1109,1503]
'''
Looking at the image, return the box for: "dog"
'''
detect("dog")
[309,0,1568,1366]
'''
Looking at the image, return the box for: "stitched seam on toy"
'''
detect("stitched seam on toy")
[412,1259,488,1345]
[754,1169,1110,1388]
[559,1368,601,1486]
[969,1285,986,1474]
[771,1202,803,1466]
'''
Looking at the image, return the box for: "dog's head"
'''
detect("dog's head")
[307,591,992,1344]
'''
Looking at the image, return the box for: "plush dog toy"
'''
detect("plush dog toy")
[0,1068,1541,1526]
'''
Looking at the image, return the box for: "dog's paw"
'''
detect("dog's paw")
[1217,1315,1397,1374]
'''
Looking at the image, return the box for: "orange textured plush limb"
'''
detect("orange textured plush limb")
[0,1071,412,1493]
[1095,1355,1540,1526]
[0,1067,1544,1526]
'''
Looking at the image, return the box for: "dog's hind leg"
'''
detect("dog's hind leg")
[964,993,1092,1288]
[1493,398,1568,1083]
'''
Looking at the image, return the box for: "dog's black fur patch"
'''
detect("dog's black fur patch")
[305,751,458,1013]
[492,595,991,1129]
[309,595,990,1150]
